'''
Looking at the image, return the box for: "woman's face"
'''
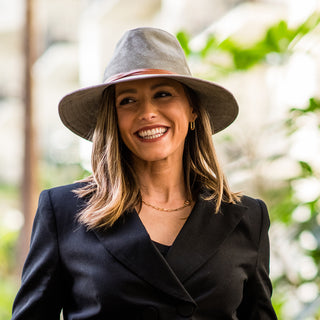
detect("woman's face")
[115,78,196,164]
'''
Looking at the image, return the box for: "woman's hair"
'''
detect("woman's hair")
[75,83,240,230]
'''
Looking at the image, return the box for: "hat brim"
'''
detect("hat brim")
[58,74,239,141]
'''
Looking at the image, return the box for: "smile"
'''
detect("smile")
[137,127,168,140]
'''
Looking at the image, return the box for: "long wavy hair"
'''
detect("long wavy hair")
[75,83,240,230]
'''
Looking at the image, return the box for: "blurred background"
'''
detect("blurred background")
[1,0,320,319]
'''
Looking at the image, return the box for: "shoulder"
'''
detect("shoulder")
[220,194,268,217]
[41,182,86,197]
[219,195,270,243]
[239,194,265,206]
[237,195,269,222]
[237,195,268,216]
[38,181,88,218]
[235,195,271,244]
[199,190,270,230]
[199,189,268,222]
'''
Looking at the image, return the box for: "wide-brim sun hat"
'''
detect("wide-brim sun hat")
[58,27,239,141]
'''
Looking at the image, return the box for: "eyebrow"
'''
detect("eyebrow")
[115,81,176,97]
[116,88,137,97]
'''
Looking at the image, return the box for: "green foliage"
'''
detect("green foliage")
[0,184,20,275]
[291,97,320,114]
[0,214,20,320]
[0,278,18,320]
[176,31,191,57]
[178,12,320,73]
[265,184,298,225]
[271,291,287,320]
[222,13,319,70]
[200,35,218,58]
[0,230,19,275]
[219,38,266,69]
[298,161,314,177]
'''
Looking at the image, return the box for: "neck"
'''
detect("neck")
[133,157,187,203]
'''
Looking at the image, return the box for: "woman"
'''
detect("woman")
[12,27,277,319]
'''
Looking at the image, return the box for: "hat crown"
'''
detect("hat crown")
[103,27,191,82]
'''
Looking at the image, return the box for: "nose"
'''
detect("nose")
[138,98,158,121]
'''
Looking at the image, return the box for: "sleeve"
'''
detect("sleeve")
[11,190,64,320]
[237,199,278,320]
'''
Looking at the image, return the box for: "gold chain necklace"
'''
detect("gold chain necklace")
[142,199,191,212]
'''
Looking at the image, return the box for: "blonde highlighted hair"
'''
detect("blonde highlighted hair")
[75,84,240,230]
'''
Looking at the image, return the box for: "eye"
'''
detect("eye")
[118,97,135,106]
[154,91,172,98]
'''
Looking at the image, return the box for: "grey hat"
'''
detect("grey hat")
[58,27,238,140]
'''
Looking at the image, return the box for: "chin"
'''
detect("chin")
[134,151,170,163]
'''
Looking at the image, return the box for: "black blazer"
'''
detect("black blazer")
[12,182,277,320]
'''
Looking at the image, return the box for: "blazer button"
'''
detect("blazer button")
[141,306,159,320]
[177,303,195,317]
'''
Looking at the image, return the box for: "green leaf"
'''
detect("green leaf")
[176,31,191,57]
[299,161,314,176]
[200,34,218,58]
[307,97,320,112]
[290,97,320,114]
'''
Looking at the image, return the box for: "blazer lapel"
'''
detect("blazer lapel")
[166,194,247,283]
[93,211,195,304]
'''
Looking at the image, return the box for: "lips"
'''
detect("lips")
[136,127,168,140]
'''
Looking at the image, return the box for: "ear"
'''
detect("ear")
[190,109,198,121]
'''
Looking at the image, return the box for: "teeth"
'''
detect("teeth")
[138,127,167,139]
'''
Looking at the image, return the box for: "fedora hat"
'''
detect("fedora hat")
[58,27,238,140]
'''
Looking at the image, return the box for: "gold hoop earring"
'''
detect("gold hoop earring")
[190,120,196,131]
